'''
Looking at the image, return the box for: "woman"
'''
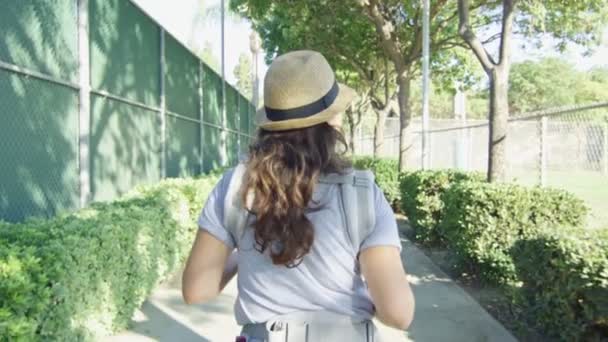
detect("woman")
[182,50,415,341]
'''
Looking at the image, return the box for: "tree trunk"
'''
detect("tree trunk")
[397,72,413,171]
[349,121,358,154]
[487,66,509,182]
[345,106,361,155]
[373,108,387,157]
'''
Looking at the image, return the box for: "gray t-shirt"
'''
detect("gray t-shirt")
[197,168,401,325]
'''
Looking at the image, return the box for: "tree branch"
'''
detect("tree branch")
[361,0,404,70]
[329,46,374,87]
[347,56,373,84]
[499,0,517,67]
[371,90,397,110]
[458,0,496,74]
[437,0,488,34]
[384,57,389,104]
[405,28,422,65]
[440,41,470,50]
[481,30,522,45]
[482,32,502,45]
[436,11,460,29]
[430,0,449,21]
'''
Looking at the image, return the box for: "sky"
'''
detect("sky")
[132,0,268,88]
[500,30,608,70]
[131,0,607,91]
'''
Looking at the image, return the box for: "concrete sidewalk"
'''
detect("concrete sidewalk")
[105,223,517,342]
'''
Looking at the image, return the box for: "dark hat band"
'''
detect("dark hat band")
[265,81,339,121]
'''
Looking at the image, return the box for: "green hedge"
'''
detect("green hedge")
[399,170,484,246]
[355,157,603,340]
[511,227,608,340]
[440,181,588,284]
[0,176,219,341]
[352,157,401,208]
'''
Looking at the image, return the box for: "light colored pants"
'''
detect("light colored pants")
[240,311,381,342]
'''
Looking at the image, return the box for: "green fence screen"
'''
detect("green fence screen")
[0,0,254,222]
[166,116,201,178]
[202,65,224,172]
[90,95,161,203]
[203,65,223,125]
[0,0,78,82]
[249,104,257,146]
[90,0,160,107]
[239,95,250,134]
[203,125,222,173]
[0,70,79,222]
[227,132,240,166]
[225,84,239,131]
[165,34,200,118]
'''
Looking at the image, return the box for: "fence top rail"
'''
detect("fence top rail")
[117,0,251,104]
[126,0,204,66]
[510,101,608,121]
[414,101,608,134]
[0,60,80,90]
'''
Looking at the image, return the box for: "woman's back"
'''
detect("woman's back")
[197,168,402,325]
[182,50,414,340]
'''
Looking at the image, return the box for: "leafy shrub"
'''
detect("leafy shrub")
[0,175,220,341]
[399,170,483,246]
[440,181,588,284]
[352,157,401,208]
[510,227,608,341]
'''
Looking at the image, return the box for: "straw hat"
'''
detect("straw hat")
[256,50,356,131]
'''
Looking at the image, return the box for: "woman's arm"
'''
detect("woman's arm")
[182,230,237,304]
[359,246,415,330]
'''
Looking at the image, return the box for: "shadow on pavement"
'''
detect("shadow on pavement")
[111,300,211,342]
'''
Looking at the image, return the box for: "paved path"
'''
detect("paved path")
[105,221,517,342]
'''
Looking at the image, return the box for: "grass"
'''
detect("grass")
[509,169,608,229]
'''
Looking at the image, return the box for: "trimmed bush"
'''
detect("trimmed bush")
[352,157,401,207]
[399,170,484,246]
[440,181,588,284]
[0,175,220,341]
[511,227,608,341]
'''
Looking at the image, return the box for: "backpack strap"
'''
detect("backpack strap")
[319,169,376,255]
[224,165,376,254]
[223,163,252,246]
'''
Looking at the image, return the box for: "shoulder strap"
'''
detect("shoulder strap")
[319,169,376,254]
[226,166,376,251]
[223,163,252,246]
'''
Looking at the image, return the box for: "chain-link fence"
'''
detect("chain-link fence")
[358,102,608,228]
[0,0,255,223]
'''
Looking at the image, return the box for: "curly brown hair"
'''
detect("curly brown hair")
[241,123,351,267]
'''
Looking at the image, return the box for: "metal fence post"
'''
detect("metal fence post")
[539,116,548,186]
[159,29,166,178]
[603,121,608,176]
[220,88,228,167]
[467,127,472,171]
[219,0,228,166]
[428,128,433,169]
[77,0,91,208]
[454,88,467,170]
[250,31,260,143]
[421,0,430,170]
[236,95,241,157]
[199,61,205,174]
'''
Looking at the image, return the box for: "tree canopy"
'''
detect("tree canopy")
[509,58,608,113]
[233,52,253,99]
[198,41,220,73]
[231,0,607,174]
[231,0,387,92]
[457,0,608,181]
